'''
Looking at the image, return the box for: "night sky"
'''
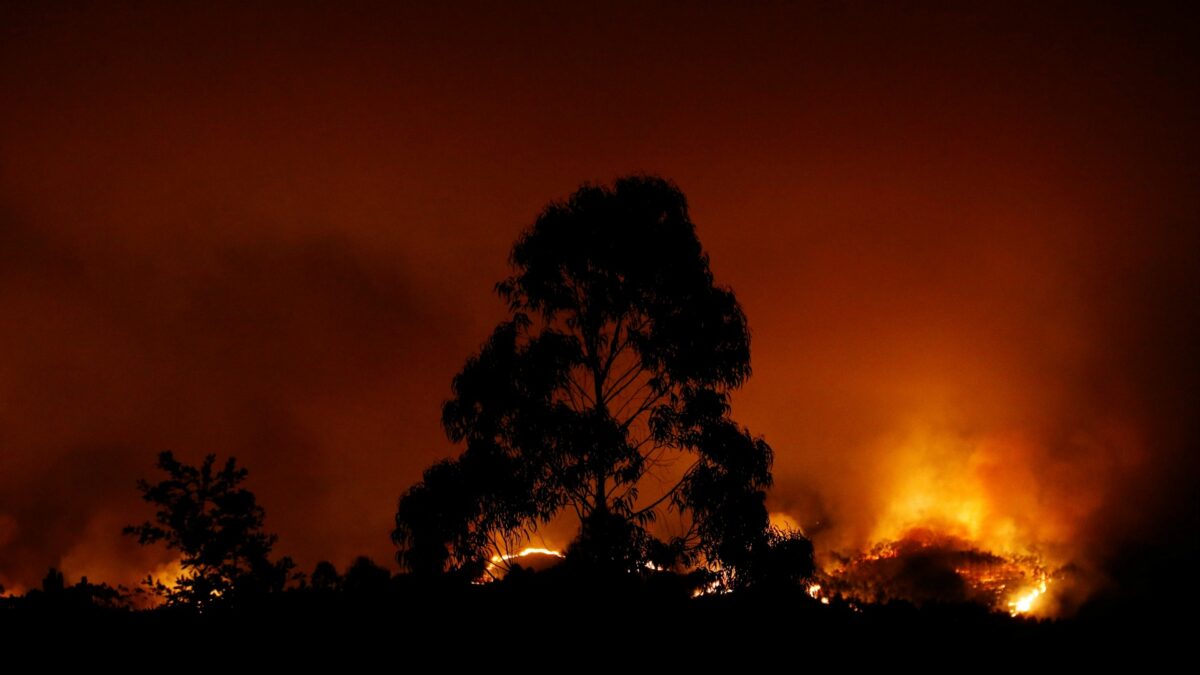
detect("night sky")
[1,2,1197,598]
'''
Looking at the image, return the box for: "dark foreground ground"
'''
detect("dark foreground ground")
[1,576,1189,666]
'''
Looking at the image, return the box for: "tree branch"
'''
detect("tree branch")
[602,361,647,406]
[599,315,626,383]
[617,388,667,430]
[633,460,699,517]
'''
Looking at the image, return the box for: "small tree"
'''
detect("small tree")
[310,560,342,592]
[394,176,778,585]
[125,451,292,609]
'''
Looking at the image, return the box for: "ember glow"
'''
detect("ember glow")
[691,577,732,599]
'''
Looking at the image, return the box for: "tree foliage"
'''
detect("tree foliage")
[394,176,777,584]
[125,451,292,609]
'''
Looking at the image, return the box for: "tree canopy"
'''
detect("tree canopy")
[125,451,292,609]
[393,176,776,586]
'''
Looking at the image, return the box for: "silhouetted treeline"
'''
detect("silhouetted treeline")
[1,563,1157,663]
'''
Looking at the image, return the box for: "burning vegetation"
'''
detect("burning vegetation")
[808,530,1058,617]
[774,423,1116,619]
[479,547,565,582]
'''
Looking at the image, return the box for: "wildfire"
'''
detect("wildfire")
[788,425,1089,617]
[807,529,1060,616]
[490,547,564,565]
[1008,578,1049,616]
[147,558,184,591]
[480,547,564,582]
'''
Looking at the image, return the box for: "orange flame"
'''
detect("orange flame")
[786,423,1108,617]
[479,547,564,582]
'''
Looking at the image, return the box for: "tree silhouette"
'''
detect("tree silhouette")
[343,556,392,598]
[124,451,293,609]
[42,567,65,594]
[394,176,776,586]
[310,560,342,592]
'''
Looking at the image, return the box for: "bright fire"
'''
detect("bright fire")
[147,558,184,591]
[1008,579,1048,616]
[790,424,1091,617]
[805,530,1059,617]
[480,547,564,582]
[806,583,830,605]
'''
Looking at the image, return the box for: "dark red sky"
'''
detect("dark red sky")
[1,2,1197,592]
